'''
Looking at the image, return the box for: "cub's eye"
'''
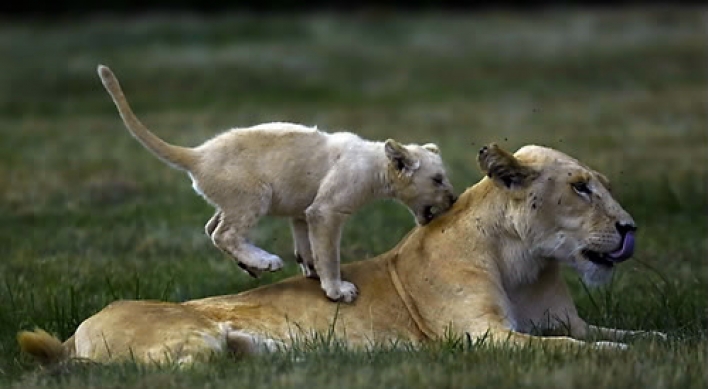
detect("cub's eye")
[432,174,444,186]
[571,181,591,196]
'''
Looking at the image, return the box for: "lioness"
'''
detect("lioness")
[18,143,665,366]
[96,65,456,302]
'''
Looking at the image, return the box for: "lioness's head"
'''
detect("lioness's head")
[384,139,457,225]
[478,143,636,285]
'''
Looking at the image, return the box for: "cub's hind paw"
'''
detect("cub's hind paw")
[237,263,262,278]
[236,253,284,278]
[295,253,319,279]
[323,281,358,303]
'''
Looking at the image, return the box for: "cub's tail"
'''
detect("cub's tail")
[17,329,70,365]
[97,65,197,171]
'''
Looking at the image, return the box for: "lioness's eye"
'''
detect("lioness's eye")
[571,181,591,196]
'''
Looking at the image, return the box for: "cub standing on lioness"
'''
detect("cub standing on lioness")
[96,65,456,303]
[17,143,666,368]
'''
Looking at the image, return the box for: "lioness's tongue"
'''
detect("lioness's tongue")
[608,232,635,262]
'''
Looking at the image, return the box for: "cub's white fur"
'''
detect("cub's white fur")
[96,65,456,302]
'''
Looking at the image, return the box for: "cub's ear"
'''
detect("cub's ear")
[385,139,420,175]
[422,143,440,155]
[477,143,538,189]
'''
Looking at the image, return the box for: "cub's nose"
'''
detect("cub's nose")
[448,194,458,205]
[615,221,637,236]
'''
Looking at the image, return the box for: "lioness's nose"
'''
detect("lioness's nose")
[616,222,637,235]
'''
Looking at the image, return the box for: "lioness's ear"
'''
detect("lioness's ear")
[422,143,440,155]
[385,139,420,175]
[477,143,538,189]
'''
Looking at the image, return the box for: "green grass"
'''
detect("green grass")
[1,7,707,388]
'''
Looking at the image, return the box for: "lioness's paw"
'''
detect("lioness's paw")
[592,341,628,350]
[635,330,668,341]
[323,281,358,303]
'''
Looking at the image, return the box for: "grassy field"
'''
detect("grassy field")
[1,7,707,388]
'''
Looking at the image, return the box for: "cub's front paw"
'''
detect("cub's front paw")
[323,281,358,303]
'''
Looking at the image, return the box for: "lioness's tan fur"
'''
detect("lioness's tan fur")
[96,65,456,302]
[19,144,665,366]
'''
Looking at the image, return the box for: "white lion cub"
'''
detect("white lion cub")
[97,65,456,303]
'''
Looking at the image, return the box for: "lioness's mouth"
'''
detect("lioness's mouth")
[582,231,636,267]
[607,231,635,262]
[581,249,615,268]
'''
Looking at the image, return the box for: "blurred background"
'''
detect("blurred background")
[2,0,700,16]
[0,0,706,383]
